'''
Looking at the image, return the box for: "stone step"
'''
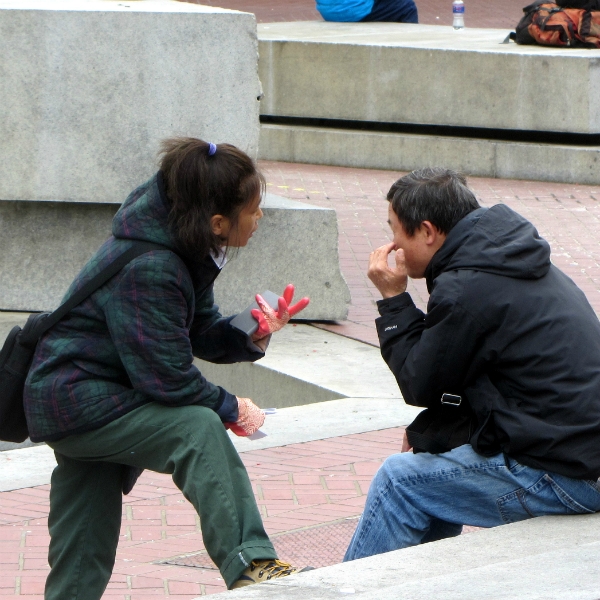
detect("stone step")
[260,122,600,185]
[0,321,420,473]
[202,513,600,600]
[0,0,261,204]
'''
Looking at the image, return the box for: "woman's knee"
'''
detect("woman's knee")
[155,403,223,434]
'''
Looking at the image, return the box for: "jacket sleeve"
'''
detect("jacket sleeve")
[189,285,266,364]
[376,284,485,409]
[102,253,230,413]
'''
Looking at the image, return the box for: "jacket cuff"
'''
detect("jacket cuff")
[376,292,415,316]
[214,388,239,422]
[246,333,270,354]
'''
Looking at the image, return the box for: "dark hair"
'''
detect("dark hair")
[387,168,480,236]
[159,137,265,261]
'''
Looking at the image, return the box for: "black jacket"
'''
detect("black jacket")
[376,204,600,480]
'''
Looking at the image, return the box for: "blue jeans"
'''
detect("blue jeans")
[344,444,600,561]
[361,0,418,23]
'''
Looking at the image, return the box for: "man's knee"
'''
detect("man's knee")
[370,452,414,496]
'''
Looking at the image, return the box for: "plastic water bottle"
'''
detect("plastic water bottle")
[452,0,465,29]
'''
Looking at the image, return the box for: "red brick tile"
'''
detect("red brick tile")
[166,580,202,594]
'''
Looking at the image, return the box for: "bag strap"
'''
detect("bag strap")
[24,241,170,343]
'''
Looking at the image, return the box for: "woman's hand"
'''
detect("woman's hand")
[251,284,310,341]
[225,396,265,437]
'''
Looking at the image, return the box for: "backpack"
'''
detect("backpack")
[0,241,168,443]
[512,1,600,47]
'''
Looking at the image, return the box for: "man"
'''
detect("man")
[345,168,600,561]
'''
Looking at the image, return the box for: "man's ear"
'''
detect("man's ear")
[420,221,446,247]
[210,214,230,238]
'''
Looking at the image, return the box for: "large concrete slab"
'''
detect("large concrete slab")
[258,22,600,134]
[0,0,261,205]
[260,123,600,185]
[0,194,350,319]
[204,513,600,600]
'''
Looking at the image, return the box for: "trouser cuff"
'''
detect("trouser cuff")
[221,540,277,589]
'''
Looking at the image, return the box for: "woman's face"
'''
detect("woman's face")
[214,193,263,248]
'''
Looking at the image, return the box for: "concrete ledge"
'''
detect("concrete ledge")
[0,0,261,204]
[0,394,419,490]
[0,194,350,319]
[258,22,600,134]
[203,513,600,599]
[260,123,600,185]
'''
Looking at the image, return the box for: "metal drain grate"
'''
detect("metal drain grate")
[159,517,360,570]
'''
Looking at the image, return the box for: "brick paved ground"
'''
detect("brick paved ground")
[184,0,525,29]
[260,161,600,346]
[0,428,406,599]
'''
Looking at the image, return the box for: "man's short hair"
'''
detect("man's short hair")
[387,168,480,236]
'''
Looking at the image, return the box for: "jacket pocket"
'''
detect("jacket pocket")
[497,473,597,524]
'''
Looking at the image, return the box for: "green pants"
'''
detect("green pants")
[45,403,276,599]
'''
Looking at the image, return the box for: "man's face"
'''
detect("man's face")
[388,204,440,279]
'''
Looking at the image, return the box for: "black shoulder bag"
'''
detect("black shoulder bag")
[0,241,168,443]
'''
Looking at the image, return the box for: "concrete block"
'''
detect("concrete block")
[0,200,118,311]
[0,0,261,204]
[259,123,600,185]
[0,195,350,319]
[258,22,600,134]
[213,194,350,320]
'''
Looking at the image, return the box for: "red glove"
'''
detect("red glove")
[251,284,310,341]
[225,396,265,437]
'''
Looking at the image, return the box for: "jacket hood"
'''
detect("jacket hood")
[426,204,551,292]
[112,172,176,249]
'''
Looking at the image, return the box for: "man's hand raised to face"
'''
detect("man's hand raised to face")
[368,242,408,299]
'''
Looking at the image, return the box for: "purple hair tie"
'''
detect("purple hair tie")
[208,142,217,156]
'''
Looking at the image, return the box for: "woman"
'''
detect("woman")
[23,138,310,598]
